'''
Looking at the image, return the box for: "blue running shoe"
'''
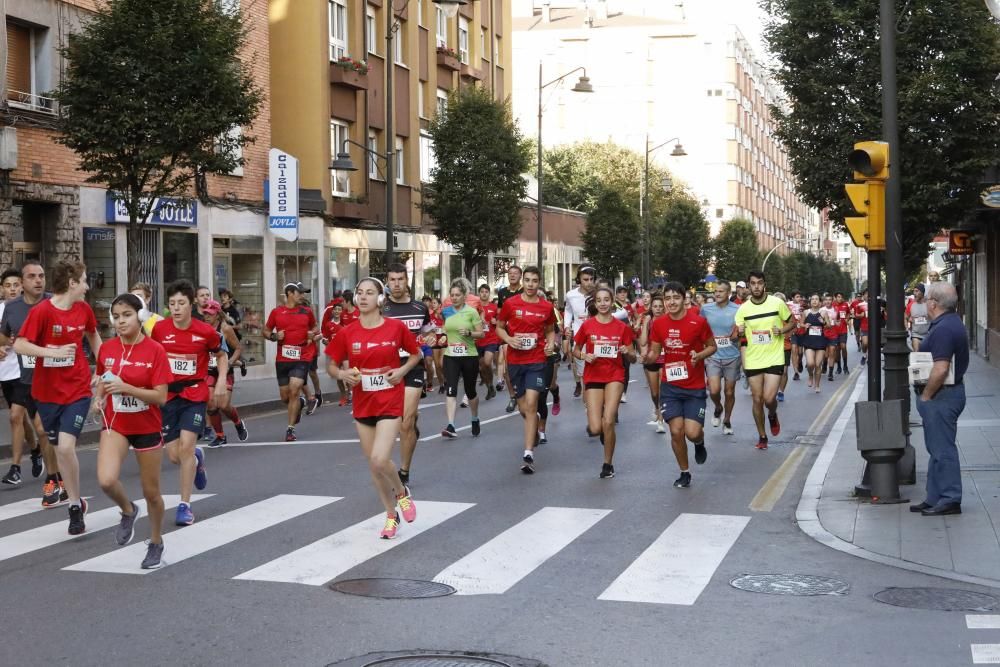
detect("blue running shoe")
[777,391,785,403]
[175,502,194,526]
[194,446,207,490]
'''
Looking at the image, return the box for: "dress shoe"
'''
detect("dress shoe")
[921,503,962,516]
[909,502,931,513]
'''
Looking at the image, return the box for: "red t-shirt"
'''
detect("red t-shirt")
[649,312,713,390]
[498,294,557,365]
[855,301,870,332]
[18,299,97,404]
[151,317,222,402]
[324,318,419,419]
[322,316,343,342]
[266,305,317,362]
[340,307,359,327]
[573,317,634,384]
[834,302,851,335]
[477,302,500,348]
[96,336,173,435]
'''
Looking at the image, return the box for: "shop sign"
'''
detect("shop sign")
[268,148,298,242]
[105,194,197,227]
[980,184,1000,208]
[948,229,975,256]
[83,227,115,242]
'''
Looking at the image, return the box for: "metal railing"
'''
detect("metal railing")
[6,90,56,114]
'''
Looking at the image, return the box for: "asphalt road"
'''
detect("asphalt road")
[0,366,993,666]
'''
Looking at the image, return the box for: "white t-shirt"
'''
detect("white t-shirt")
[563,287,591,335]
[0,302,21,382]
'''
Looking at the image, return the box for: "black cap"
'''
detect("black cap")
[283,282,311,294]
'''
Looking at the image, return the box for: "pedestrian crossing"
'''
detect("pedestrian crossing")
[0,494,750,606]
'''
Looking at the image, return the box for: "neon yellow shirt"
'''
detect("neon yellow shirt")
[735,295,791,370]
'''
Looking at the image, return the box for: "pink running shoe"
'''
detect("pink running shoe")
[551,401,561,416]
[396,487,417,523]
[380,512,400,539]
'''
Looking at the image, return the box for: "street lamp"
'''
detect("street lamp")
[537,65,593,272]
[761,235,814,272]
[641,136,686,287]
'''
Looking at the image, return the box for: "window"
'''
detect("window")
[435,8,447,47]
[395,136,406,185]
[329,0,348,61]
[216,126,244,176]
[481,28,487,60]
[216,0,239,15]
[458,17,470,64]
[436,88,448,117]
[394,21,405,64]
[330,120,351,196]
[418,83,425,118]
[5,20,52,112]
[366,5,377,55]
[419,133,436,183]
[417,0,424,26]
[367,132,379,179]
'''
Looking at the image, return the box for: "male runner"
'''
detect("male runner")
[563,266,596,399]
[833,292,852,373]
[476,284,500,400]
[195,285,212,321]
[906,283,930,352]
[497,265,524,412]
[735,271,794,451]
[854,289,870,365]
[613,286,634,402]
[788,291,805,381]
[850,292,865,351]
[203,300,249,446]
[0,269,41,485]
[702,281,740,435]
[264,282,318,442]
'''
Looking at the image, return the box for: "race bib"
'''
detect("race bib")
[515,333,537,350]
[593,343,618,359]
[750,330,772,345]
[281,345,301,360]
[113,394,148,413]
[809,326,822,337]
[483,324,490,332]
[449,344,468,356]
[20,354,36,369]
[168,353,197,376]
[361,370,391,392]
[663,361,690,383]
[715,336,732,349]
[208,355,218,369]
[43,346,73,368]
[913,316,927,326]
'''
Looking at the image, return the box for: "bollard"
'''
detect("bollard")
[856,399,908,504]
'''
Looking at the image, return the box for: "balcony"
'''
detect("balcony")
[6,90,56,114]
[330,198,369,220]
[460,62,484,81]
[329,58,369,90]
[436,48,461,71]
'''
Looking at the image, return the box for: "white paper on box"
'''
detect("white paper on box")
[909,352,954,385]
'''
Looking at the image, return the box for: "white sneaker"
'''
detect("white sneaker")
[619,395,628,404]
[655,420,667,433]
[723,424,734,435]
[711,416,721,428]
[646,419,658,426]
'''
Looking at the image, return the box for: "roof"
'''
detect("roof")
[512,8,684,32]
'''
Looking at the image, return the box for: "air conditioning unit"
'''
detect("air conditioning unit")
[0,127,17,170]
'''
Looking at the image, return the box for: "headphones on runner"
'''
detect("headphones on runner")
[576,265,596,284]
[353,277,386,308]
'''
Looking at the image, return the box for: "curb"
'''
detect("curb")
[796,368,1000,590]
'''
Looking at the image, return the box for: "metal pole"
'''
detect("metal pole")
[642,135,649,287]
[537,60,543,270]
[868,251,882,401]
[385,3,397,269]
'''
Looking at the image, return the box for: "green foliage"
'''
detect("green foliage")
[712,218,761,283]
[651,198,711,289]
[763,0,1000,275]
[774,251,854,296]
[425,86,530,277]
[581,190,640,280]
[54,0,263,286]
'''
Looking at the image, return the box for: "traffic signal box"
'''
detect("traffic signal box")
[844,141,888,251]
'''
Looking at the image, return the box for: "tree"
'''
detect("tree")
[581,190,640,281]
[713,218,761,283]
[425,86,530,277]
[54,0,263,288]
[763,0,1000,274]
[651,198,711,289]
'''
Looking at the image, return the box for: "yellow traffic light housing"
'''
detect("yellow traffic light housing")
[848,141,890,181]
[844,181,886,251]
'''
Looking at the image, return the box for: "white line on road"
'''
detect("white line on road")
[0,496,92,523]
[598,513,750,605]
[63,495,340,575]
[233,500,475,586]
[972,644,1000,663]
[968,616,1000,629]
[433,506,611,595]
[0,495,213,563]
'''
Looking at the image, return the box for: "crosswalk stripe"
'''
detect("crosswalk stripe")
[598,513,750,605]
[433,506,611,595]
[0,495,212,563]
[968,615,1000,629]
[0,496,92,523]
[234,500,474,586]
[972,644,1000,663]
[63,495,340,575]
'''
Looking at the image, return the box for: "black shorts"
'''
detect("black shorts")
[276,361,310,386]
[444,355,479,399]
[643,363,663,373]
[585,381,623,391]
[784,349,792,367]
[4,381,37,418]
[477,344,499,356]
[309,356,319,372]
[126,432,164,451]
[402,363,426,390]
[355,415,399,427]
[744,364,786,377]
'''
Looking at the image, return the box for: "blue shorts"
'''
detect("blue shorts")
[508,362,547,399]
[477,343,499,356]
[36,397,91,442]
[161,397,206,443]
[420,345,433,357]
[659,384,707,425]
[838,333,848,345]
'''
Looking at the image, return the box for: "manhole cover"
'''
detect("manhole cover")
[327,650,546,667]
[730,573,850,596]
[329,578,456,599]
[874,587,998,611]
[364,657,510,666]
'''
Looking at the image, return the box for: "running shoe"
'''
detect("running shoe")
[777,391,784,403]
[712,406,723,428]
[600,463,615,479]
[505,397,516,413]
[793,372,800,381]
[175,502,194,526]
[860,355,867,366]
[828,371,834,382]
[836,366,843,375]
[673,471,691,488]
[396,487,417,523]
[742,375,749,390]
[656,420,667,434]
[380,512,400,539]
[486,385,497,401]
[471,420,481,437]
[285,427,297,442]
[59,481,68,503]
[441,424,458,439]
[201,425,215,441]
[338,396,349,407]
[1,465,22,486]
[296,396,306,423]
[398,468,409,485]
[115,501,139,546]
[551,400,561,416]
[235,420,249,442]
[756,436,769,450]
[619,394,627,404]
[194,446,207,490]
[438,385,446,395]
[41,479,61,507]
[315,393,324,408]
[68,498,88,536]
[141,541,164,569]
[208,435,227,448]
[495,381,504,392]
[30,448,44,478]
[768,412,781,436]
[573,382,582,398]
[538,432,547,445]
[694,442,707,465]
[723,422,734,435]
[521,450,534,474]
[460,397,469,408]
[239,359,248,377]
[306,396,320,416]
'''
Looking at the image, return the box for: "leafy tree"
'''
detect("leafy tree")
[54,0,263,288]
[581,190,640,281]
[764,253,787,296]
[763,0,1000,275]
[713,218,761,283]
[425,86,530,278]
[651,198,711,289]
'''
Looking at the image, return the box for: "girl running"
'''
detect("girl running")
[821,294,840,383]
[325,278,421,539]
[93,294,173,568]
[203,300,247,446]
[639,293,667,433]
[440,278,484,439]
[429,297,447,395]
[801,294,832,393]
[322,299,351,406]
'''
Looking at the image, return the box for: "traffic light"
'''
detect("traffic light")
[848,141,890,181]
[844,141,889,250]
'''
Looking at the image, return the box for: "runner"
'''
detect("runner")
[801,294,833,393]
[833,292,852,373]
[734,271,795,451]
[203,300,249,446]
[383,263,434,485]
[428,296,447,395]
[303,295,325,411]
[324,277,420,539]
[92,293,173,568]
[850,291,866,353]
[151,280,228,526]
[263,282,318,442]
[645,281,717,488]
[497,265,524,412]
[702,281,741,436]
[788,291,805,381]
[194,285,212,321]
[476,284,500,400]
[574,286,636,479]
[340,290,359,327]
[536,290,563,444]
[613,286,633,403]
[821,294,840,383]
[638,292,667,433]
[563,266,596,400]
[496,266,557,474]
[321,297,351,405]
[440,278,484,439]
[773,292,792,402]
[13,260,101,534]
[906,283,930,352]
[855,289,870,365]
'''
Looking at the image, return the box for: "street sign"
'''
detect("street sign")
[948,229,975,256]
[268,148,299,242]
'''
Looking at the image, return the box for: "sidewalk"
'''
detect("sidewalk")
[0,374,341,462]
[799,352,1000,588]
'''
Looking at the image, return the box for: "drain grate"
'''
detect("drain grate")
[327,650,546,667]
[730,573,850,596]
[960,464,1000,472]
[328,578,456,599]
[874,587,998,611]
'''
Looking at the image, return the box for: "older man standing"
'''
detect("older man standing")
[911,282,968,517]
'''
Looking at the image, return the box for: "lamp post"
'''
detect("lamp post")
[641,136,686,287]
[761,235,814,272]
[537,65,593,271]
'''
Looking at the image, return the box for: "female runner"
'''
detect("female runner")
[203,300,247,446]
[821,294,840,384]
[326,278,421,539]
[801,294,833,393]
[429,296,447,395]
[440,278,484,438]
[639,292,667,433]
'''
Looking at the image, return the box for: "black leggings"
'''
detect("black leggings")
[537,355,557,421]
[444,355,479,400]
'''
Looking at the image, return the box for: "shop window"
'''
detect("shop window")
[276,240,319,313]
[82,227,117,342]
[163,231,199,286]
[369,250,414,284]
[329,247,359,295]
[213,236,264,366]
[422,252,441,298]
